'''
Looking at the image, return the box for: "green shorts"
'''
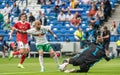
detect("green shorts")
[36,44,53,52]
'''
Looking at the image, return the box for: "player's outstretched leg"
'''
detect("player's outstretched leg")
[18,54,26,68]
[39,54,44,72]
[9,50,21,60]
[50,50,60,69]
[38,49,45,72]
[8,51,13,60]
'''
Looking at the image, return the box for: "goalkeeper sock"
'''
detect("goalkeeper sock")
[39,54,44,69]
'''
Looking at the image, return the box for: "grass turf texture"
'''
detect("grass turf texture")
[0,57,120,75]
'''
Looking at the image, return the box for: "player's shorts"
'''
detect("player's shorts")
[17,41,29,49]
[103,42,110,50]
[36,44,53,52]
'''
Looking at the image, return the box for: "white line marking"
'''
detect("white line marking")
[0,72,39,75]
[0,70,60,75]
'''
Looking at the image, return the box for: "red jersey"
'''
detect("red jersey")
[14,21,30,44]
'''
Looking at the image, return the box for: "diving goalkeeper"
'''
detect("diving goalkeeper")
[59,36,114,73]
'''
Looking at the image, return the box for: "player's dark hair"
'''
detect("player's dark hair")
[20,13,26,17]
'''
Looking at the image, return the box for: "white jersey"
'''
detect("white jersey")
[27,26,51,45]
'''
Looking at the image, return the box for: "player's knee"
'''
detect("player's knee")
[26,48,30,53]
[50,50,55,57]
[27,48,30,52]
[50,52,57,57]
[69,58,79,66]
[19,49,24,54]
[80,64,90,72]
[50,52,55,57]
[38,50,43,55]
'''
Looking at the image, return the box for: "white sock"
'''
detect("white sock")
[39,54,44,69]
[53,53,60,67]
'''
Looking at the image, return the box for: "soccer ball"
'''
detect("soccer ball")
[56,53,60,57]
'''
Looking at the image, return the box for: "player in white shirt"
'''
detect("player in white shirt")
[18,20,60,72]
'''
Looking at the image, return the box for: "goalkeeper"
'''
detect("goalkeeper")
[59,36,114,73]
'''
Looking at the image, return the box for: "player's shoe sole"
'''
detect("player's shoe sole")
[18,64,24,68]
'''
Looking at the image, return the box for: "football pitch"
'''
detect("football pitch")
[0,57,120,75]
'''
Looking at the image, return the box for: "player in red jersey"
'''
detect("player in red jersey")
[9,14,31,68]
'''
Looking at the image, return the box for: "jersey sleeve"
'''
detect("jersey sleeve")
[46,26,51,31]
[26,28,34,34]
[42,26,51,32]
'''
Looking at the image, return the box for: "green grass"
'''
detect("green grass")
[0,57,120,75]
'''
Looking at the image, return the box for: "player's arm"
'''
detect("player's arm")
[16,29,27,33]
[32,34,42,36]
[103,52,114,61]
[103,49,113,61]
[48,29,58,40]
[9,27,17,40]
[103,55,111,61]
[18,29,42,36]
[102,35,110,39]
